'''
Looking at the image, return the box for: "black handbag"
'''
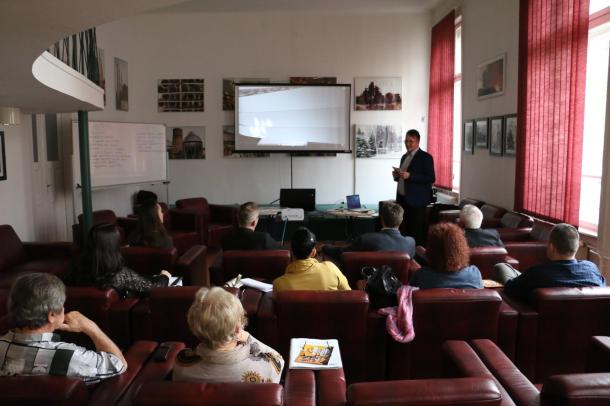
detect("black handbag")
[361,265,401,309]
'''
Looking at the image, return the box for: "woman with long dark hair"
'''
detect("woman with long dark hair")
[128,199,173,249]
[69,223,171,298]
[409,222,483,289]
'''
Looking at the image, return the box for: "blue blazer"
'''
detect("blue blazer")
[396,149,436,207]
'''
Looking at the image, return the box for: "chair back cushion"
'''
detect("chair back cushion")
[275,290,369,382]
[341,251,414,288]
[121,246,177,276]
[0,376,89,405]
[480,204,507,220]
[531,220,554,242]
[0,225,26,271]
[78,210,118,226]
[500,212,534,229]
[388,289,502,379]
[64,287,119,348]
[541,373,610,406]
[175,198,209,213]
[532,287,610,381]
[220,250,290,285]
[469,246,509,279]
[133,382,283,406]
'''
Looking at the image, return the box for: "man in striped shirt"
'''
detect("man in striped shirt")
[0,273,127,383]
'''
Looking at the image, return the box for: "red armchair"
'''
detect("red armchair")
[501,219,554,271]
[174,198,236,249]
[387,288,518,380]
[0,225,74,289]
[211,249,291,286]
[444,338,610,405]
[72,210,134,249]
[121,245,207,286]
[341,251,419,288]
[501,287,610,383]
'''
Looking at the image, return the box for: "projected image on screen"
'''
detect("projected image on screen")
[235,85,351,152]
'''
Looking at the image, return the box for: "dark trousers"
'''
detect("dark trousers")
[399,201,427,246]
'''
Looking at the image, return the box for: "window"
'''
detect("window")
[579,2,610,235]
[452,20,462,192]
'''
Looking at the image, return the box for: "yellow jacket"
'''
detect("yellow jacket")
[273,258,351,296]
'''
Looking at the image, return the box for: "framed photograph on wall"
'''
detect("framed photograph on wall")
[114,57,129,111]
[354,77,402,110]
[474,118,489,148]
[477,54,506,99]
[489,116,504,156]
[463,121,474,154]
[504,114,517,156]
[0,131,6,181]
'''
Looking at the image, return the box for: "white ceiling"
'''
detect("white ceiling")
[153,0,445,14]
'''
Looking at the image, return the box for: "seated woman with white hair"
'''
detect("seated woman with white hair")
[173,287,284,383]
[459,204,504,248]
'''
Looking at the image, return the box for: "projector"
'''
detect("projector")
[278,208,304,221]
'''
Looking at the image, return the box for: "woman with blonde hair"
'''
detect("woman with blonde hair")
[410,222,483,289]
[173,287,284,383]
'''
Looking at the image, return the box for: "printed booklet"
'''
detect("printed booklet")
[289,338,342,370]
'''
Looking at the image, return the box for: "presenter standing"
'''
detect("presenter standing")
[392,129,435,246]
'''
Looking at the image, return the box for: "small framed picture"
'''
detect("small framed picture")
[504,114,517,156]
[463,121,474,154]
[489,116,504,156]
[477,54,506,99]
[475,118,489,148]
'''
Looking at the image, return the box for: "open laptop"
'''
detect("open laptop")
[346,194,369,212]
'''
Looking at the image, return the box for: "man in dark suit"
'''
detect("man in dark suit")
[221,202,281,251]
[393,129,436,246]
[460,204,504,248]
[322,201,416,262]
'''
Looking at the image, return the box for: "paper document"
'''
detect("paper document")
[240,278,273,293]
[169,276,183,286]
[289,338,342,370]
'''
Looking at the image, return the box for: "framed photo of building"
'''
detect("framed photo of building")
[489,116,504,156]
[0,131,6,181]
[477,54,506,99]
[474,118,489,149]
[463,121,474,154]
[166,126,206,159]
[158,79,204,112]
[114,57,129,111]
[504,114,517,156]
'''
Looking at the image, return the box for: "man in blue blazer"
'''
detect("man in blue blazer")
[322,202,416,262]
[393,129,436,245]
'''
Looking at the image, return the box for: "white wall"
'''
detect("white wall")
[85,10,432,213]
[0,116,35,240]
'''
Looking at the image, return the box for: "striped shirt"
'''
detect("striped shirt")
[0,331,124,384]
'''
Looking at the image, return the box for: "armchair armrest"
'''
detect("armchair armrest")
[209,204,237,225]
[498,301,518,360]
[257,293,278,349]
[317,368,347,406]
[541,373,610,405]
[500,293,539,380]
[347,377,502,405]
[175,244,207,286]
[284,369,316,406]
[22,241,74,260]
[498,228,533,242]
[88,340,158,406]
[241,288,263,336]
[588,336,610,373]
[108,297,140,349]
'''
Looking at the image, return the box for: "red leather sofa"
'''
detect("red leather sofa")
[258,290,386,383]
[444,338,610,405]
[501,287,610,382]
[210,249,291,286]
[0,224,73,289]
[487,211,534,229]
[0,340,170,406]
[121,244,207,286]
[387,288,518,380]
[174,198,236,248]
[501,219,554,271]
[341,251,420,288]
[131,286,262,348]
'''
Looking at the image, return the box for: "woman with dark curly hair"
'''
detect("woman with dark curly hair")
[409,222,482,289]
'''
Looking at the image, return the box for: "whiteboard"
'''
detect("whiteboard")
[73,121,167,188]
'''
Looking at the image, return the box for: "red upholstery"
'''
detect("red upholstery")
[284,369,317,406]
[437,198,486,223]
[72,210,131,248]
[588,336,610,373]
[133,382,283,406]
[444,339,610,406]
[121,244,207,286]
[258,290,375,383]
[341,251,419,288]
[212,250,290,286]
[387,289,517,379]
[0,225,73,289]
[130,287,259,348]
[470,246,518,278]
[174,198,236,248]
[502,287,610,382]
[0,340,158,406]
[496,219,553,270]
[64,287,138,349]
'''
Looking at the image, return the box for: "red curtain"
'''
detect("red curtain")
[427,10,455,190]
[515,0,589,225]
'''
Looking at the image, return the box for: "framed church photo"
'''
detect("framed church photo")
[504,114,517,156]
[474,118,488,149]
[463,121,474,154]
